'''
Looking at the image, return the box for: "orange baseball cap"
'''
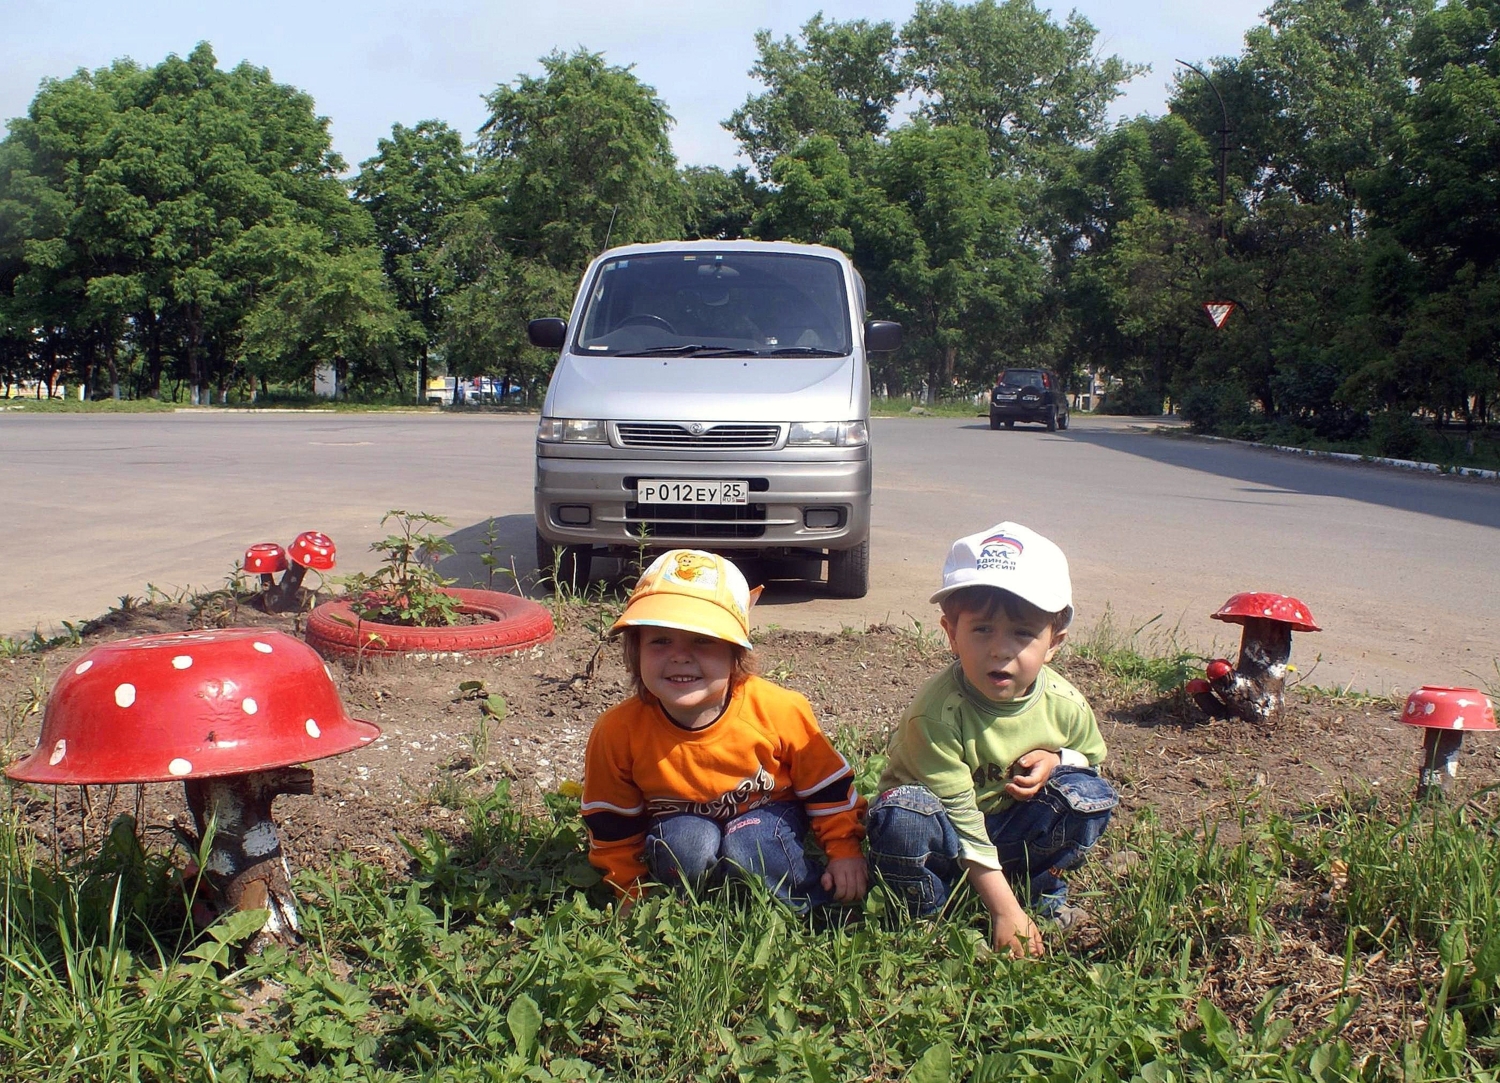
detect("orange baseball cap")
[610,550,758,649]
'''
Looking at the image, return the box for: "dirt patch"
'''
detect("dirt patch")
[4,600,1497,1053]
[5,602,1494,868]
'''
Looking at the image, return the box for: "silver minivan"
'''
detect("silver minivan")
[528,239,901,598]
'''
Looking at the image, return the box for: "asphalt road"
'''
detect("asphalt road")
[2,410,1495,695]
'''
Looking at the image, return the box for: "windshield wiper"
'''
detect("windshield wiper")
[616,344,753,357]
[757,347,846,357]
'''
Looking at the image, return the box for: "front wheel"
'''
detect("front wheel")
[535,529,592,594]
[826,539,870,599]
[989,412,1001,430]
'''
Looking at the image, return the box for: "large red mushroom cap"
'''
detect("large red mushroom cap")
[244,543,288,576]
[1401,686,1496,732]
[1210,592,1320,632]
[5,629,378,785]
[288,531,336,572]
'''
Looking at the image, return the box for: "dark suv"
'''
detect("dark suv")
[989,368,1069,431]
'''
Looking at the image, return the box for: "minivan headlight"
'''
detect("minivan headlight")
[788,421,868,447]
[538,417,606,443]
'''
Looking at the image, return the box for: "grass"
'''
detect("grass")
[1174,418,1500,473]
[5,778,1500,1081]
[1,397,177,413]
[1069,608,1203,697]
[871,396,985,418]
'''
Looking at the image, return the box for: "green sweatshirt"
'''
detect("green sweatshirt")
[878,662,1106,871]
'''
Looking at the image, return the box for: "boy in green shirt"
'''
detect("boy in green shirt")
[868,522,1117,958]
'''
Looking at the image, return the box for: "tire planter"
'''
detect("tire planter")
[305,588,554,661]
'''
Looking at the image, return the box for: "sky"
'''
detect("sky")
[3,0,1272,172]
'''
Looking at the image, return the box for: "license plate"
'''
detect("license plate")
[637,479,748,505]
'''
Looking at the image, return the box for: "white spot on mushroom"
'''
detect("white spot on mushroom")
[305,718,321,738]
[251,558,262,569]
[253,641,272,654]
[1262,608,1272,616]
[172,655,193,670]
[75,660,93,675]
[1457,698,1474,708]
[169,758,193,776]
[241,822,280,857]
[1454,717,1465,729]
[242,698,259,715]
[1407,702,1418,715]
[1424,702,1436,715]
[48,740,66,766]
[205,851,234,875]
[115,683,136,708]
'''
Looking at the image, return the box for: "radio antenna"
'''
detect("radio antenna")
[602,205,619,251]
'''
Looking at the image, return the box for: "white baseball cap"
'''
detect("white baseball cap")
[929,522,1072,620]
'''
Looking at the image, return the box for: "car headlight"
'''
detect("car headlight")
[537,417,607,443]
[788,421,869,447]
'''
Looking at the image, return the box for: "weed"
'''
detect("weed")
[346,509,464,627]
[1072,607,1202,695]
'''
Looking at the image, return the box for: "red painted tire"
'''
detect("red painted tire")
[305,588,554,660]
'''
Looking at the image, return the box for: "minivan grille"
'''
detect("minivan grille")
[615,423,781,450]
[624,502,767,540]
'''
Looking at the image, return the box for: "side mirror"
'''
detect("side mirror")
[864,320,902,354]
[527,318,567,349]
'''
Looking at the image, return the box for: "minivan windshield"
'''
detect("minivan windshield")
[574,251,852,357]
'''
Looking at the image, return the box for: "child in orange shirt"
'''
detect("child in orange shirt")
[582,549,867,911]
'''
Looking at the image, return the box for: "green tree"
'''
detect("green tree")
[354,120,474,399]
[478,49,683,272]
[681,165,762,240]
[902,0,1145,167]
[727,14,904,177]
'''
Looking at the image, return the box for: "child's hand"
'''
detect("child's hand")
[992,908,1045,958]
[821,856,869,902]
[1005,749,1061,800]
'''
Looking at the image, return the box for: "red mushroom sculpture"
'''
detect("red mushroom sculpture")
[269,531,336,611]
[1402,686,1496,799]
[243,543,288,599]
[5,628,378,948]
[1186,592,1321,724]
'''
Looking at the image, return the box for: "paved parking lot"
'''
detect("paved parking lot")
[3,410,1496,694]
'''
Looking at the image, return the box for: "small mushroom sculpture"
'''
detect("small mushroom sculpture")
[5,628,378,949]
[269,531,336,611]
[1402,686,1496,800]
[243,543,288,599]
[1186,592,1321,724]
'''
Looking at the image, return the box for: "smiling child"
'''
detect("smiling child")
[581,549,866,911]
[867,522,1117,957]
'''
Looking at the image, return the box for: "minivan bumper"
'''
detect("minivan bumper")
[535,452,871,555]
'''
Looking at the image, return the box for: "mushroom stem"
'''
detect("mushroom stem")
[183,767,313,950]
[1417,729,1463,801]
[1212,617,1294,724]
[269,564,309,612]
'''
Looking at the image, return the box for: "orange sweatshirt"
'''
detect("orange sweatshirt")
[582,675,865,894]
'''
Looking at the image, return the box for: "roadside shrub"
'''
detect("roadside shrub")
[1098,382,1165,416]
[1369,410,1425,459]
[1178,380,1251,432]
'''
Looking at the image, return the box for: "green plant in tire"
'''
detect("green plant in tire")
[349,509,464,627]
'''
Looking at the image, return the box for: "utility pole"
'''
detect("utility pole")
[1176,60,1231,242]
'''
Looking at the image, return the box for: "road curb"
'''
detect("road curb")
[1161,429,1500,481]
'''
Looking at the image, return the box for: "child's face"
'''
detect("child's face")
[941,604,1065,703]
[638,627,736,728]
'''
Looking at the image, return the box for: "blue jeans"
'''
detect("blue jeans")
[866,767,1117,917]
[643,801,832,912]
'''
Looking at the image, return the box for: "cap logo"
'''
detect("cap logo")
[663,551,719,590]
[977,534,1024,573]
[689,422,706,435]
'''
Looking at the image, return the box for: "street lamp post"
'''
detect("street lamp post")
[1176,60,1231,242]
